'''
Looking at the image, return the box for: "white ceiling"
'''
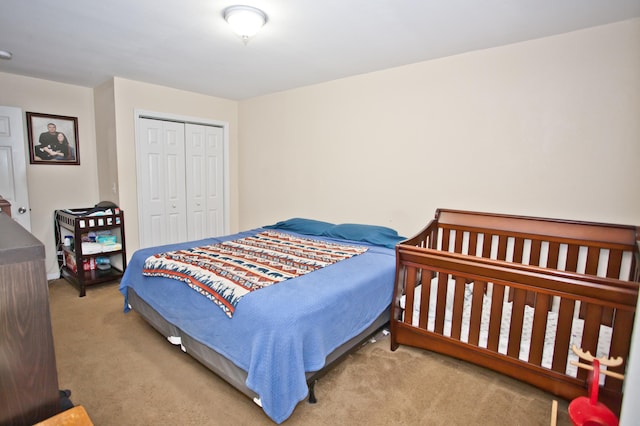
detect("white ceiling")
[1,1,639,100]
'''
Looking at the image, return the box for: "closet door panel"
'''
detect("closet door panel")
[189,149,206,239]
[186,124,224,240]
[163,124,187,244]
[205,126,225,237]
[206,153,220,238]
[147,150,165,247]
[138,119,187,247]
[185,124,206,240]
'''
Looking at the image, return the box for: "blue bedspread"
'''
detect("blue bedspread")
[119,228,396,424]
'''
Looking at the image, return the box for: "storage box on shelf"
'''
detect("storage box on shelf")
[55,208,127,296]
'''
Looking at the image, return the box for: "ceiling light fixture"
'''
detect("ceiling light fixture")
[223,5,267,44]
[0,50,13,60]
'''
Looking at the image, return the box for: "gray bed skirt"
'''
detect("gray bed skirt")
[126,287,390,404]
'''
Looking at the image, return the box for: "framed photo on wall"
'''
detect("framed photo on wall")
[26,112,80,165]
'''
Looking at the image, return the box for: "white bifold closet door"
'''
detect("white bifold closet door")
[138,118,224,248]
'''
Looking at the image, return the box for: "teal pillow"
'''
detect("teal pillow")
[264,218,335,236]
[322,223,405,249]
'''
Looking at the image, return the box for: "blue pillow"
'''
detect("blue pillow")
[264,218,335,236]
[322,223,405,249]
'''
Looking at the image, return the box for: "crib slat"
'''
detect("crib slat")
[507,288,526,358]
[607,249,623,279]
[488,284,505,352]
[515,236,533,306]
[607,309,634,392]
[497,235,508,261]
[434,273,449,334]
[430,225,439,249]
[481,234,491,259]
[451,276,466,340]
[552,298,575,373]
[547,242,560,269]
[468,231,478,257]
[585,246,599,276]
[403,266,417,325]
[418,269,432,329]
[468,280,485,346]
[528,293,550,365]
[454,231,464,254]
[577,249,610,327]
[513,237,525,263]
[565,245,579,273]
[599,250,625,327]
[513,239,537,306]
[529,240,542,267]
[441,228,451,252]
[577,303,603,381]
[630,250,638,281]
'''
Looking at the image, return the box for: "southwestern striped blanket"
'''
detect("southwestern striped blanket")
[142,231,368,317]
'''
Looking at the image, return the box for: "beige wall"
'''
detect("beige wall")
[0,72,99,278]
[238,18,640,237]
[111,77,239,255]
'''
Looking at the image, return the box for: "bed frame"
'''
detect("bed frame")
[127,288,390,406]
[390,209,639,414]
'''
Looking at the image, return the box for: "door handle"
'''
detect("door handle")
[18,207,27,214]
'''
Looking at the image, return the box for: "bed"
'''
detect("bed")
[119,218,403,424]
[390,209,639,415]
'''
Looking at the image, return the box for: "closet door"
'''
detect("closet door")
[138,118,187,247]
[185,123,225,240]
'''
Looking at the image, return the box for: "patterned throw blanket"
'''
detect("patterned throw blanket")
[142,231,368,318]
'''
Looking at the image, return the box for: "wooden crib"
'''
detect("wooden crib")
[390,209,639,414]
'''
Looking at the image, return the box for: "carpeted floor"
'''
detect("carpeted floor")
[48,279,571,425]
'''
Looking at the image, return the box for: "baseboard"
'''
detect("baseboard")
[48,271,61,281]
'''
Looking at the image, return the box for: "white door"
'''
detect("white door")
[0,106,32,231]
[185,123,225,240]
[137,118,187,247]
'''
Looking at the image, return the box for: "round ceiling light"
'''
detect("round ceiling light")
[0,50,13,60]
[223,5,267,43]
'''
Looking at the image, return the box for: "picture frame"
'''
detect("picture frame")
[26,112,80,165]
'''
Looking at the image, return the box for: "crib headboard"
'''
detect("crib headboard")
[428,209,639,283]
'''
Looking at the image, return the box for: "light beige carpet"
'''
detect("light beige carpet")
[48,279,571,425]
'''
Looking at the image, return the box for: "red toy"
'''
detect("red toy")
[568,345,624,426]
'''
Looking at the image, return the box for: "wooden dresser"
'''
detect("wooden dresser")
[0,212,61,425]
